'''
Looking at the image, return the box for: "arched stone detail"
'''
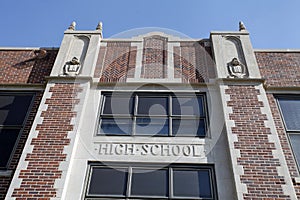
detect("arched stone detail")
[223,36,249,77]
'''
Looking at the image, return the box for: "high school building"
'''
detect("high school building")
[1,22,300,199]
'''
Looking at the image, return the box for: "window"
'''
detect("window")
[98,92,207,137]
[85,163,217,199]
[0,92,34,169]
[277,96,300,169]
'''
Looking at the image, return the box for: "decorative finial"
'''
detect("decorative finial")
[96,21,103,31]
[68,21,76,30]
[239,21,246,31]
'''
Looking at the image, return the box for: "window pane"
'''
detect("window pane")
[173,169,212,198]
[136,117,168,136]
[172,119,206,136]
[131,168,168,197]
[0,94,33,125]
[172,97,204,116]
[88,167,128,196]
[103,95,133,115]
[0,129,20,168]
[99,118,132,135]
[289,134,300,168]
[278,98,300,130]
[137,97,168,115]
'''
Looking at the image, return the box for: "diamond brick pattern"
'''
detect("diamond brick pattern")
[174,41,215,83]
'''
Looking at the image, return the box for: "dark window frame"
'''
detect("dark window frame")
[0,91,35,169]
[276,95,300,171]
[84,162,217,200]
[97,92,208,137]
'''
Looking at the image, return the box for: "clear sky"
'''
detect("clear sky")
[0,0,299,49]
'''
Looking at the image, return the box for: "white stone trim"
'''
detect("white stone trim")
[294,177,300,184]
[254,49,300,52]
[5,83,53,200]
[56,83,90,200]
[167,42,180,81]
[219,85,247,200]
[127,40,182,83]
[256,84,297,199]
[0,47,59,50]
[131,42,143,80]
[98,42,108,78]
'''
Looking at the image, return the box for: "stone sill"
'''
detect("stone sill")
[294,177,300,185]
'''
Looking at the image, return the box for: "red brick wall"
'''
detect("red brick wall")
[226,85,290,199]
[94,42,137,82]
[0,91,43,199]
[12,83,82,199]
[141,35,167,79]
[255,52,300,87]
[94,39,215,83]
[0,49,57,84]
[0,49,56,199]
[267,94,300,198]
[174,41,215,83]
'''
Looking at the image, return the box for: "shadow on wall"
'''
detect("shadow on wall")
[12,49,58,84]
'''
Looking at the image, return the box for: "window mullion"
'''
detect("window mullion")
[127,166,133,197]
[169,167,173,198]
[169,95,172,136]
[133,94,138,136]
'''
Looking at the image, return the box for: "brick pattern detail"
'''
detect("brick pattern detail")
[173,41,215,83]
[0,92,43,199]
[141,35,167,79]
[0,50,57,84]
[255,52,300,87]
[94,42,137,82]
[267,94,300,198]
[12,83,82,199]
[0,177,11,199]
[226,85,290,199]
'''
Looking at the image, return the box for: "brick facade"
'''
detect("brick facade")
[256,52,300,87]
[141,35,168,79]
[0,49,57,199]
[0,49,57,84]
[1,28,300,200]
[11,83,81,199]
[225,85,290,199]
[94,42,136,82]
[256,51,300,198]
[267,94,300,198]
[173,41,215,83]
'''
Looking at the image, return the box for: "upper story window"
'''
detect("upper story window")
[0,92,34,169]
[98,92,207,137]
[85,163,216,200]
[277,96,300,170]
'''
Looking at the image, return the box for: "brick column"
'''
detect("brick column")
[6,82,83,199]
[211,29,297,199]
[6,26,101,200]
[219,82,296,199]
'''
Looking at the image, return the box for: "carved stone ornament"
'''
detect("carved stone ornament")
[63,57,81,76]
[227,58,248,78]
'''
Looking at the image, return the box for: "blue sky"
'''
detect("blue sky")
[0,0,299,49]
